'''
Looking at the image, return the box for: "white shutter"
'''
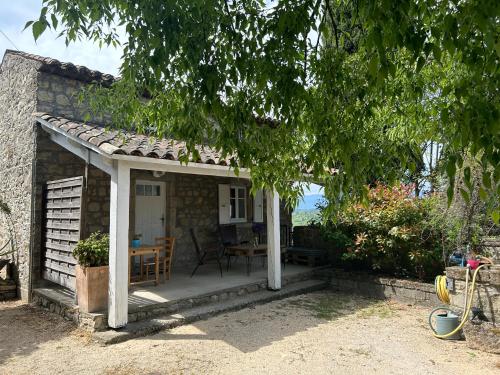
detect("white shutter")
[253,189,264,223]
[218,184,231,224]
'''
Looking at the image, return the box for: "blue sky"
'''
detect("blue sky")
[0,1,122,75]
[1,2,323,197]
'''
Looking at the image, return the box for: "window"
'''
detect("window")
[136,183,161,197]
[230,186,246,221]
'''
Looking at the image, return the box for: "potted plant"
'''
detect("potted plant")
[131,234,142,248]
[73,231,109,313]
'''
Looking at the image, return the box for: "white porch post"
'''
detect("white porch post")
[266,189,281,290]
[108,160,130,328]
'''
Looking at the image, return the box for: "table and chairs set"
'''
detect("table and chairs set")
[128,224,286,285]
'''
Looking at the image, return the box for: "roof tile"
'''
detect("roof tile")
[35,112,233,166]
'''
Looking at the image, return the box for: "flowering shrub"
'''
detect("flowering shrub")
[320,184,448,280]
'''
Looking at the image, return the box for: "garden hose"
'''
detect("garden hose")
[430,263,491,339]
[434,275,450,304]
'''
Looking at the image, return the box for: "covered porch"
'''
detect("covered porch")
[36,113,290,328]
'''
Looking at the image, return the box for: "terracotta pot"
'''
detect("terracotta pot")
[75,265,108,313]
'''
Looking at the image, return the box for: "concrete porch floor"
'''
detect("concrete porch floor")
[33,262,325,331]
[128,263,311,309]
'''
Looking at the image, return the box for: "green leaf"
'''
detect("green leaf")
[459,188,470,204]
[445,158,456,179]
[478,187,487,200]
[492,210,500,225]
[23,21,34,31]
[463,166,472,190]
[32,20,47,41]
[51,14,58,29]
[482,172,492,189]
[368,55,378,78]
[447,185,454,206]
[416,56,425,72]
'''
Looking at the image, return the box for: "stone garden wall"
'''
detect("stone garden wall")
[317,268,440,306]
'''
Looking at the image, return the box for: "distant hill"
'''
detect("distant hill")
[296,194,324,211]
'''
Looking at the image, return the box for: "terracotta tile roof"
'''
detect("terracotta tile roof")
[35,113,233,166]
[4,49,116,86]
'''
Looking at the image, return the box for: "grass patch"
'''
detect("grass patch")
[283,294,353,320]
[356,301,396,319]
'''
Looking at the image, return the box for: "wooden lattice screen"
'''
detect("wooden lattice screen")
[42,176,85,290]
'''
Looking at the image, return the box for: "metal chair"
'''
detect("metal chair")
[190,228,224,277]
[219,224,249,270]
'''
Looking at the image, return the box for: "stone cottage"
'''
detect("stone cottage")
[0,50,291,326]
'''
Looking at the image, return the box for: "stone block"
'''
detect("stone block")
[55,94,70,106]
[446,267,467,280]
[246,284,259,293]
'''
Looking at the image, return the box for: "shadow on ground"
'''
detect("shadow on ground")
[0,300,81,365]
[147,291,391,353]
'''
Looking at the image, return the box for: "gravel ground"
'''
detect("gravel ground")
[0,291,499,375]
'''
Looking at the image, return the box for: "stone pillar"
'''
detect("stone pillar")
[446,265,500,324]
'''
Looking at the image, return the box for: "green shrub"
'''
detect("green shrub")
[319,184,450,281]
[73,232,109,267]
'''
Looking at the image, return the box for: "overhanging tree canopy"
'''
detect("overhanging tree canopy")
[29,0,499,219]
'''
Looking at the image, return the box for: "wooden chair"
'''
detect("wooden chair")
[155,236,175,282]
[190,228,223,277]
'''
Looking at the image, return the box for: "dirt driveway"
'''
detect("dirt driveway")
[0,291,498,374]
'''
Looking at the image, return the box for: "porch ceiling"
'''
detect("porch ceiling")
[35,112,235,166]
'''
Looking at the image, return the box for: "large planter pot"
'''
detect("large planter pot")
[75,265,108,313]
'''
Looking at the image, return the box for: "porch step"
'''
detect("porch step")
[93,278,327,345]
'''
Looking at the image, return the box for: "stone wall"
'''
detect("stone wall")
[446,265,500,324]
[0,52,41,300]
[318,269,440,306]
[36,71,107,124]
[293,226,331,249]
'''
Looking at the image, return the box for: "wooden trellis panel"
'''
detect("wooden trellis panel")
[42,176,85,291]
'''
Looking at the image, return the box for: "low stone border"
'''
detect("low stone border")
[33,267,328,331]
[316,268,440,306]
[94,279,328,345]
[32,287,107,331]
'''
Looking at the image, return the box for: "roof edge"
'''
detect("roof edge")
[3,49,117,86]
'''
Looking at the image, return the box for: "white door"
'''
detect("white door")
[135,180,166,245]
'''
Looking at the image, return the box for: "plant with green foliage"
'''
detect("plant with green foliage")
[319,184,452,280]
[27,1,499,221]
[73,232,109,267]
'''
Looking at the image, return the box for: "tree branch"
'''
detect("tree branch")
[325,0,339,50]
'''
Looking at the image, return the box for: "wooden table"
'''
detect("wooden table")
[225,244,286,276]
[128,245,162,286]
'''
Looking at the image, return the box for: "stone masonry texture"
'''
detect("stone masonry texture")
[0,52,41,300]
